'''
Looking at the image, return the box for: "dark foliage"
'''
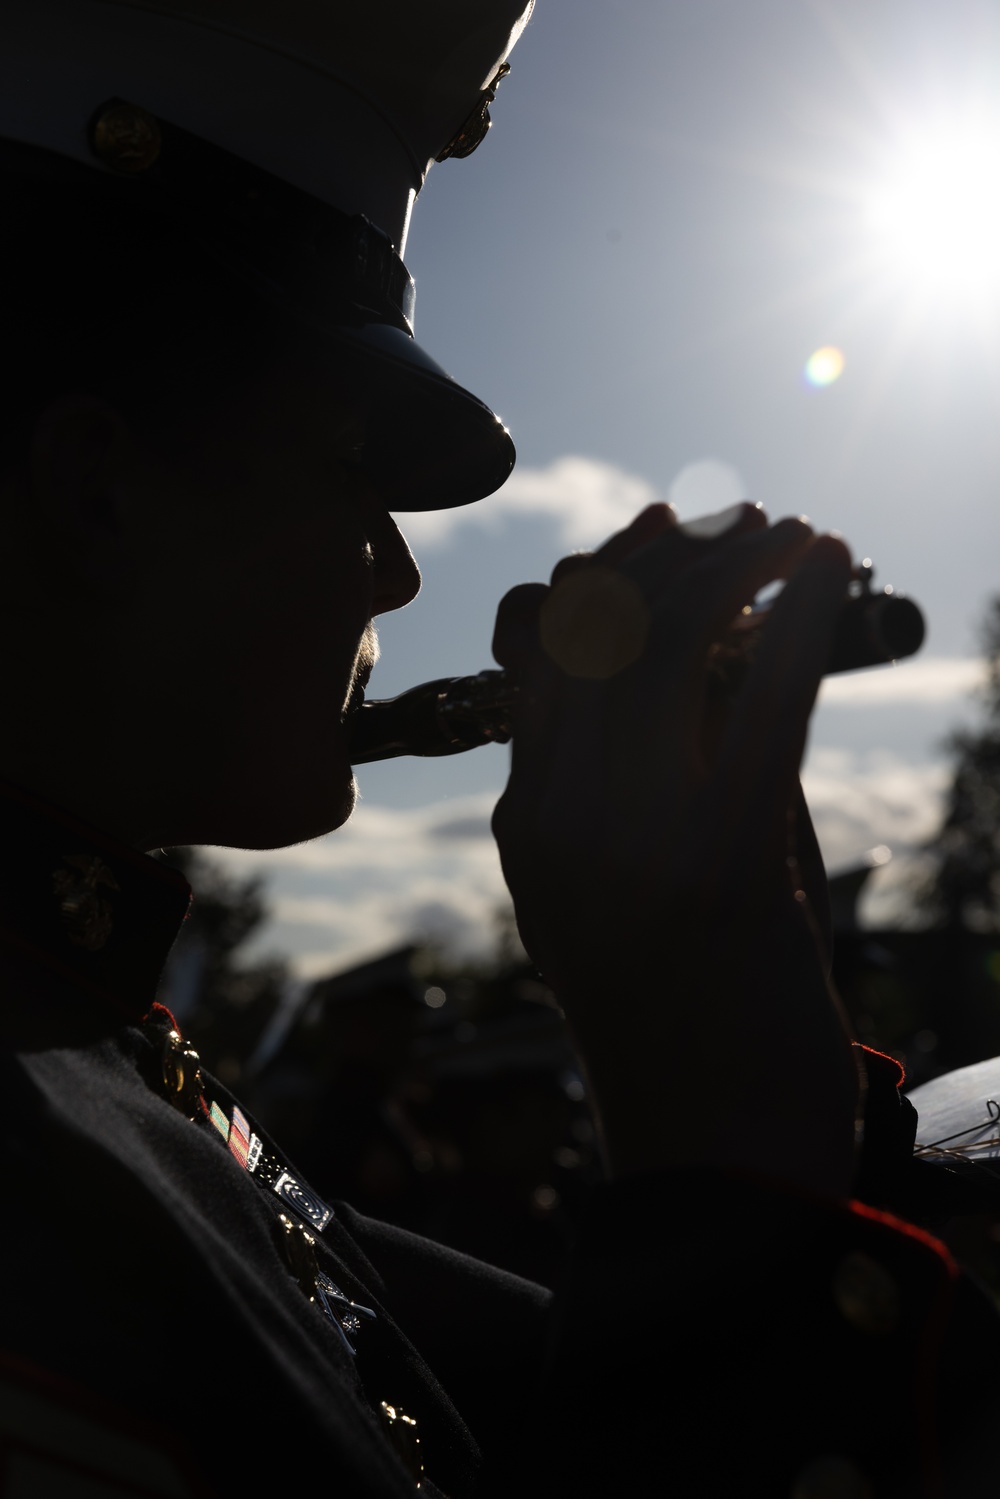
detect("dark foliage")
[920,597,1000,931]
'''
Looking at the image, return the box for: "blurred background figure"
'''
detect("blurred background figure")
[160,889,603,1287]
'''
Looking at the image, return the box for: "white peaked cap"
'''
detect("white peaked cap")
[0,0,534,252]
[0,0,535,509]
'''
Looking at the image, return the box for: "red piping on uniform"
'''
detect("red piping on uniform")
[146,1000,181,1032]
[846,1198,958,1274]
[846,1200,956,1497]
[913,1239,955,1499]
[859,1043,907,1088]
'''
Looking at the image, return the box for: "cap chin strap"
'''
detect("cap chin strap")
[4,98,418,341]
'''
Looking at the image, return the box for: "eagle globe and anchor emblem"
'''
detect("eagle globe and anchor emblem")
[52,854,121,951]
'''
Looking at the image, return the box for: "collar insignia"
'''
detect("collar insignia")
[0,781,191,1022]
[53,855,121,951]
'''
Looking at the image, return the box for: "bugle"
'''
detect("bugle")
[349,565,925,766]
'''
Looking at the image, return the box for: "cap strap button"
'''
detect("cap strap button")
[435,63,511,162]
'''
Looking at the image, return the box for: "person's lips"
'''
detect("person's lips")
[343,622,379,724]
[343,663,372,722]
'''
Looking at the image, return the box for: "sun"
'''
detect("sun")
[662,17,1000,400]
[864,111,1000,309]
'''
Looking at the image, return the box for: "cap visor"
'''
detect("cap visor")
[330,323,515,512]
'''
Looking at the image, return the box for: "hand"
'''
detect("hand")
[491,503,860,1195]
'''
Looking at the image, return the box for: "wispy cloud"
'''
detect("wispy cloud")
[208,745,952,976]
[818,657,984,706]
[396,455,747,551]
[210,794,508,978]
[803,747,949,928]
[803,748,948,868]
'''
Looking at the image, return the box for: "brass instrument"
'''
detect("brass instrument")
[349,564,925,766]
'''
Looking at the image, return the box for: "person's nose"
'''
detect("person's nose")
[370,508,421,615]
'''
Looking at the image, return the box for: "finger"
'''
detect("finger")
[589,501,677,568]
[494,577,599,811]
[720,533,852,831]
[676,500,767,542]
[493,580,579,811]
[619,518,816,743]
[550,551,594,588]
[621,501,768,598]
[544,504,772,690]
[537,566,652,681]
[627,528,845,868]
[520,518,818,794]
[653,515,815,652]
[492,583,547,669]
[545,503,679,592]
[547,503,679,591]
[537,514,798,693]
[741,531,852,727]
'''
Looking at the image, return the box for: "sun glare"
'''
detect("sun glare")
[865,116,1000,305]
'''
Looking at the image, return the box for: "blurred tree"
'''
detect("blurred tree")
[920,596,1000,931]
[828,598,1000,1075]
[155,847,286,1087]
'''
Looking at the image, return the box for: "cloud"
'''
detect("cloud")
[395,454,747,552]
[208,794,509,978]
[206,744,953,977]
[803,748,950,927]
[818,657,984,707]
[803,748,949,869]
[797,746,953,923]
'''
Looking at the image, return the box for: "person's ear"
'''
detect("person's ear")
[27,396,138,595]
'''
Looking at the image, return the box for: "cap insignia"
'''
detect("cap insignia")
[90,101,163,175]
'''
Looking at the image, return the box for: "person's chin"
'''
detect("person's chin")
[198,744,358,851]
[261,763,358,849]
[319,771,359,837]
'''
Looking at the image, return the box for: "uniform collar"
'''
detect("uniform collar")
[0,781,192,1022]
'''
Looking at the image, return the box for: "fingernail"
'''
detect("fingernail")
[678,502,748,540]
[634,501,676,525]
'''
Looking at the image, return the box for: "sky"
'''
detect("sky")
[214,0,1000,978]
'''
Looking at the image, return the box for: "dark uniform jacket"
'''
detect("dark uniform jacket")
[1,781,998,1498]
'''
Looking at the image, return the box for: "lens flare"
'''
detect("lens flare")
[804,346,845,387]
